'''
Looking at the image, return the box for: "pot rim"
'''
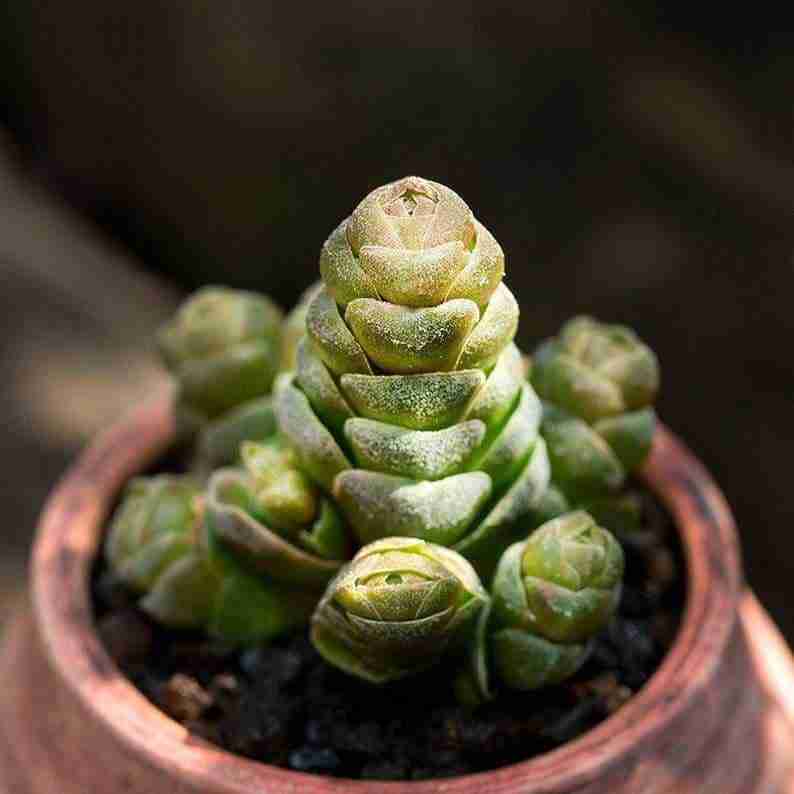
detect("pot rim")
[30,388,742,793]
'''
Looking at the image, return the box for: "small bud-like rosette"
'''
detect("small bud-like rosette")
[105,475,225,630]
[531,315,659,423]
[158,286,284,467]
[530,316,659,505]
[207,440,351,576]
[105,476,203,601]
[459,511,624,702]
[277,177,550,577]
[199,439,352,642]
[311,537,488,683]
[104,437,355,645]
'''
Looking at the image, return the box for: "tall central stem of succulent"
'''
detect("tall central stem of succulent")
[276,176,551,577]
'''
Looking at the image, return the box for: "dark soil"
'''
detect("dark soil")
[93,486,684,781]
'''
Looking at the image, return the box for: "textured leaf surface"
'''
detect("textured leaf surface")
[345,417,486,480]
[340,370,485,430]
[334,470,492,546]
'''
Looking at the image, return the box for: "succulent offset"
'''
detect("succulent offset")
[105,476,208,625]
[457,511,624,703]
[530,316,659,514]
[278,176,550,578]
[311,537,488,683]
[104,475,283,640]
[207,439,350,577]
[158,286,284,467]
[105,447,350,644]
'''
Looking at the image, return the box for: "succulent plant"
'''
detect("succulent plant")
[311,537,488,683]
[105,475,232,631]
[457,511,624,703]
[105,448,350,644]
[106,476,202,599]
[530,316,659,508]
[103,180,662,711]
[198,439,351,640]
[277,176,550,578]
[158,286,284,467]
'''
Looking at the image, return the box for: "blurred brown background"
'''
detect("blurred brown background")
[1,2,793,635]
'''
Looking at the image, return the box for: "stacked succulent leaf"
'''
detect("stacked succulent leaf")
[104,177,660,702]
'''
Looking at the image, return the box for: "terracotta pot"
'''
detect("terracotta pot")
[1,391,794,793]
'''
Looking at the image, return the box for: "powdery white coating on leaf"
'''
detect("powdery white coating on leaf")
[295,337,355,434]
[457,283,520,371]
[340,370,486,431]
[465,343,525,429]
[476,385,542,491]
[346,176,475,255]
[305,286,372,376]
[345,417,487,480]
[454,438,551,562]
[445,221,505,308]
[275,381,353,492]
[333,470,493,546]
[358,241,468,308]
[319,220,380,307]
[345,298,480,374]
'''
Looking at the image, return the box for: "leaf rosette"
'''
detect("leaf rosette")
[458,511,624,702]
[158,286,284,467]
[530,316,659,509]
[105,440,353,644]
[311,537,488,683]
[277,177,550,577]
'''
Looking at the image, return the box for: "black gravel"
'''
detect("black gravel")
[93,485,685,780]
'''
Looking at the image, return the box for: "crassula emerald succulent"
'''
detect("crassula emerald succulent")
[103,176,657,707]
[277,176,550,578]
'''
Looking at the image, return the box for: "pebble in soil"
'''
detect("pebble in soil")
[92,485,684,780]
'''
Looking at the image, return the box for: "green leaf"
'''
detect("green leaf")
[333,470,492,546]
[345,299,480,374]
[345,417,486,480]
[340,370,485,431]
